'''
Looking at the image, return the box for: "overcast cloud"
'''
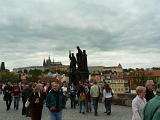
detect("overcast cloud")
[0,0,160,70]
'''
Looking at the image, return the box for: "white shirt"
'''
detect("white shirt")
[62,86,67,92]
[103,89,113,98]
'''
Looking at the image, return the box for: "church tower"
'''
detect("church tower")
[43,58,46,66]
[1,62,5,70]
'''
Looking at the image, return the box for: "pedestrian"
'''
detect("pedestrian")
[143,81,160,120]
[90,81,101,116]
[79,84,86,114]
[103,84,113,115]
[132,86,146,120]
[3,82,13,111]
[46,81,65,120]
[12,82,21,110]
[28,83,46,120]
[84,82,92,112]
[145,80,155,102]
[61,84,68,108]
[0,83,2,94]
[69,84,77,109]
[22,84,32,116]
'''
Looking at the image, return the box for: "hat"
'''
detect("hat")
[156,81,160,92]
[145,80,154,87]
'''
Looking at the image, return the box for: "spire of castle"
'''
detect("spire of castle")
[118,63,122,68]
[48,55,51,64]
[53,58,54,63]
[43,58,46,66]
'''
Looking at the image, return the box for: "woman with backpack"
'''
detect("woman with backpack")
[79,84,86,114]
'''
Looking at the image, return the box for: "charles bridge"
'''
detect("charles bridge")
[0,93,133,120]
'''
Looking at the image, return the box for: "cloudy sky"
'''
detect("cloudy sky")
[0,0,160,70]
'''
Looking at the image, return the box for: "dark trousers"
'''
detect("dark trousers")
[92,97,99,115]
[70,96,76,108]
[22,101,26,115]
[105,98,112,114]
[85,100,92,112]
[6,98,12,110]
[31,109,42,120]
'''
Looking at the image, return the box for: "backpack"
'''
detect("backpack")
[79,92,86,101]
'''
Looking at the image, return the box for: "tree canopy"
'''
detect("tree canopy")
[0,71,19,83]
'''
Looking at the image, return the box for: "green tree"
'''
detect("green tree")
[43,69,50,74]
[0,71,19,83]
[28,69,42,82]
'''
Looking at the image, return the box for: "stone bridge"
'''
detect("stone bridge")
[0,94,132,120]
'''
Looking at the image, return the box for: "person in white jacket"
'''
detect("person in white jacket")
[132,86,146,120]
[103,84,113,115]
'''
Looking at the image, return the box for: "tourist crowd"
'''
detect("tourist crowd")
[1,80,116,120]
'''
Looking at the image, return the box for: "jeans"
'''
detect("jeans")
[14,96,20,110]
[50,111,62,120]
[105,98,112,114]
[80,101,85,113]
[92,97,99,114]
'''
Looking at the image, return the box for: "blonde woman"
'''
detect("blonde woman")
[132,86,146,120]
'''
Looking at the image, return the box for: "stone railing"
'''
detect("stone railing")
[112,93,136,107]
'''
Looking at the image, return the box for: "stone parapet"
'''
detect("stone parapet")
[113,93,136,107]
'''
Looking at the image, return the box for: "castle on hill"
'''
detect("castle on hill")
[43,56,62,67]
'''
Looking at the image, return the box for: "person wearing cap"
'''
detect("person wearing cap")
[143,81,160,120]
[145,80,155,102]
[132,86,146,120]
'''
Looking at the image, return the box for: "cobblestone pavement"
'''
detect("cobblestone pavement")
[0,94,132,120]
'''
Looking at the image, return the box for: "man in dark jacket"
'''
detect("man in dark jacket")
[143,81,160,120]
[145,80,155,102]
[22,84,32,115]
[46,81,65,120]
[3,82,13,111]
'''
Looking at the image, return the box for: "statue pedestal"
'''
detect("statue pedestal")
[79,72,90,83]
[69,71,90,86]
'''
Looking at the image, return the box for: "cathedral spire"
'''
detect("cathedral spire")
[43,58,46,66]
[53,58,54,63]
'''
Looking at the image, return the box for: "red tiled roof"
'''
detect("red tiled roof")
[145,70,160,76]
[90,75,101,81]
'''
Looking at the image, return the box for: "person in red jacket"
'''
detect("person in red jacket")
[12,82,21,110]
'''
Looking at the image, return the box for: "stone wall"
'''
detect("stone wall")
[113,93,136,107]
